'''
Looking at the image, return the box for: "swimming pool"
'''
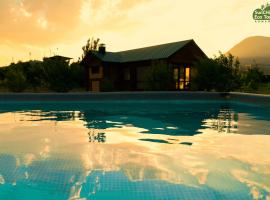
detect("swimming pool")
[0,99,269,200]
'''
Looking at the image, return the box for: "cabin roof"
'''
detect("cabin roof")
[90,39,194,63]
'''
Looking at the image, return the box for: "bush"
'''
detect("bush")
[0,58,86,92]
[144,63,174,91]
[42,58,73,92]
[194,53,241,92]
[193,58,220,91]
[101,78,114,92]
[5,68,27,92]
[69,62,85,88]
[24,61,46,89]
[242,67,264,91]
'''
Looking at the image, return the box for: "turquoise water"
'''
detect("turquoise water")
[0,100,270,200]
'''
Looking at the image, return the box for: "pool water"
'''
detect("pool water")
[0,100,269,200]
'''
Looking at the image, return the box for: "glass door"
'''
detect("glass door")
[174,66,191,90]
[184,67,190,90]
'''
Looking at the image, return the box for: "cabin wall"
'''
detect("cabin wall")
[168,42,207,91]
[137,60,169,90]
[96,59,171,91]
[83,55,103,91]
[120,60,170,91]
[82,41,207,92]
[104,59,170,91]
[169,41,207,64]
[102,63,123,91]
[89,66,103,79]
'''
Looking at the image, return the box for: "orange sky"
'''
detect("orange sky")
[0,0,269,66]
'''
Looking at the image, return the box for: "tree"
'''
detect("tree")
[214,52,241,91]
[5,64,27,92]
[69,62,85,88]
[242,67,264,91]
[194,52,242,92]
[0,67,8,81]
[193,58,220,91]
[82,37,100,60]
[42,57,73,92]
[23,61,45,90]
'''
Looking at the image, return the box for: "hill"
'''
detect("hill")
[227,36,270,75]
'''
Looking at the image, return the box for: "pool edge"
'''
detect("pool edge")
[0,92,269,106]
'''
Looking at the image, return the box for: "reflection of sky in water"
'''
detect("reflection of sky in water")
[0,101,270,200]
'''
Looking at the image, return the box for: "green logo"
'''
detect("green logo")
[253,3,270,22]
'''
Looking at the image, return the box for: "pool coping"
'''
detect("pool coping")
[0,92,269,106]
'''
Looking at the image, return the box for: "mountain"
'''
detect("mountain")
[227,36,270,75]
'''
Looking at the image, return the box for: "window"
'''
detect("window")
[185,67,190,81]
[91,66,100,74]
[185,67,190,89]
[179,66,185,90]
[174,65,191,90]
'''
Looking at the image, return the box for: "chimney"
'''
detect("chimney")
[98,44,106,54]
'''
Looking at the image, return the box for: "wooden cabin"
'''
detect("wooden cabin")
[81,40,207,92]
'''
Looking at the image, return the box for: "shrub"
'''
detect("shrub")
[101,78,114,92]
[194,58,220,91]
[144,63,174,91]
[242,67,264,91]
[21,61,46,90]
[69,62,85,88]
[5,68,27,92]
[194,53,241,92]
[42,58,72,92]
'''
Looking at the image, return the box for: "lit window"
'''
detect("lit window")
[180,82,184,90]
[186,67,190,81]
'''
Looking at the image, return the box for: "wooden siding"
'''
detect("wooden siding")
[89,66,103,79]
[169,41,207,65]
[91,80,100,92]
[82,41,207,92]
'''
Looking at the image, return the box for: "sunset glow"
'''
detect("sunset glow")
[0,0,269,66]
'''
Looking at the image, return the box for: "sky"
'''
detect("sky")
[0,0,269,66]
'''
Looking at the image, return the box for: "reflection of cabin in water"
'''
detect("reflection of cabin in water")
[208,109,238,134]
[81,40,207,92]
[88,129,106,143]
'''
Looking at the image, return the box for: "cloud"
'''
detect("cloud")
[0,0,83,46]
[1,0,265,67]
[80,0,152,29]
[117,0,152,10]
[0,0,152,47]
[0,0,153,65]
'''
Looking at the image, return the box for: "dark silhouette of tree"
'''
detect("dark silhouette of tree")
[42,57,73,92]
[194,52,242,92]
[82,37,100,60]
[5,63,27,92]
[242,66,264,90]
[69,61,85,88]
